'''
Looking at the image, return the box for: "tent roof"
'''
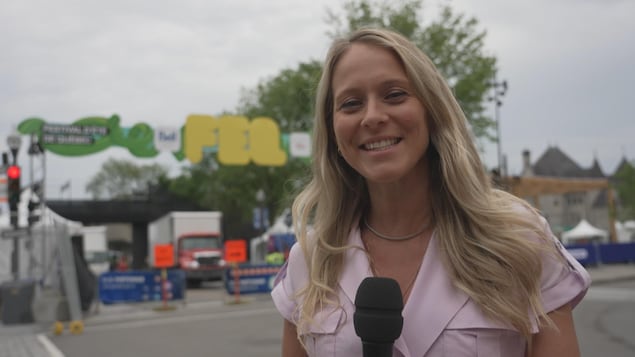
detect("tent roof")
[562,219,608,240]
[624,220,635,230]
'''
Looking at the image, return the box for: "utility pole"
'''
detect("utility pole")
[489,76,508,177]
[27,134,45,278]
[6,132,23,280]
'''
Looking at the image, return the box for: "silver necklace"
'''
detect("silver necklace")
[363,217,429,241]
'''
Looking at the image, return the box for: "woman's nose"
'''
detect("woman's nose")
[361,98,387,128]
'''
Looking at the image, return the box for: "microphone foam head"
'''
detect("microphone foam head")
[354,277,404,343]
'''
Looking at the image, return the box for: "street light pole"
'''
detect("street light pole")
[489,77,508,176]
[7,132,23,281]
[256,189,267,235]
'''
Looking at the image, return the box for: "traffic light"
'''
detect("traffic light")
[28,199,40,226]
[7,165,21,227]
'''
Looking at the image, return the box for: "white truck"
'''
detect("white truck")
[81,225,110,276]
[148,211,225,286]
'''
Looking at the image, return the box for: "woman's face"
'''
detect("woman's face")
[331,43,430,184]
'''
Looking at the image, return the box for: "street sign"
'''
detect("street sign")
[1,228,30,240]
[224,239,247,263]
[153,244,175,268]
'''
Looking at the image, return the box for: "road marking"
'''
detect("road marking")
[37,333,65,357]
[584,287,635,302]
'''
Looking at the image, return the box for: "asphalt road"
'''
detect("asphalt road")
[53,298,281,356]
[49,280,635,357]
[575,280,635,356]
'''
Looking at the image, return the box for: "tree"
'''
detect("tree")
[85,158,169,200]
[168,154,305,239]
[326,0,498,139]
[172,0,498,237]
[239,61,323,132]
[614,161,635,220]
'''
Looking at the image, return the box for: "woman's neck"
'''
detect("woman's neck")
[365,176,433,232]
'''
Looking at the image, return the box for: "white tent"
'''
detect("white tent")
[561,219,608,244]
[250,208,294,264]
[624,220,635,230]
[616,220,635,242]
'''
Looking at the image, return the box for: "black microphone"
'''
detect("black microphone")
[354,277,404,357]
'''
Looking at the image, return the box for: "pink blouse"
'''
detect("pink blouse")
[271,217,591,356]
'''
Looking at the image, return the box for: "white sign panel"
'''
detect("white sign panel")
[289,132,311,158]
[154,127,181,152]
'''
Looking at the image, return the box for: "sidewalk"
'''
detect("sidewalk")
[1,263,634,357]
[586,262,635,285]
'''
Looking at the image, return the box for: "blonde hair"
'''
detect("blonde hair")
[292,28,553,342]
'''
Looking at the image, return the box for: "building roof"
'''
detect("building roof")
[532,146,605,178]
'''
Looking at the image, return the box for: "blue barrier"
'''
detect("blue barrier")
[98,270,186,304]
[565,242,635,266]
[224,264,282,295]
[270,233,295,252]
[565,243,599,266]
[599,242,635,264]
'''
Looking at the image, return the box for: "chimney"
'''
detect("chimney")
[522,150,533,176]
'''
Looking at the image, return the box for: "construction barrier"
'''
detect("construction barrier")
[566,242,635,266]
[223,264,282,295]
[98,270,186,304]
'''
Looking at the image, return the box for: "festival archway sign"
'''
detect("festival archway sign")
[17,113,312,166]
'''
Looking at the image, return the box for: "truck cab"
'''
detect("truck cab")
[148,211,225,287]
[177,233,225,286]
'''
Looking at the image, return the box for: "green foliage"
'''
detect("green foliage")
[85,158,169,200]
[238,61,323,132]
[328,0,498,139]
[614,161,635,219]
[326,0,421,39]
[170,0,499,238]
[169,154,307,238]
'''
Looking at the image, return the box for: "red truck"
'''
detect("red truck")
[148,211,225,287]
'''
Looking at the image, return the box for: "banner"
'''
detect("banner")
[17,114,312,166]
[98,270,186,304]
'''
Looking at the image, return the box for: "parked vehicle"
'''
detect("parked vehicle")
[148,211,225,286]
[81,226,111,276]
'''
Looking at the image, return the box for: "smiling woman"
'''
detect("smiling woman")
[331,42,430,185]
[271,27,590,357]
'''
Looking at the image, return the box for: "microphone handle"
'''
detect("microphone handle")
[362,341,393,357]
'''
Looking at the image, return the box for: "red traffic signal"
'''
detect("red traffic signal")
[7,165,21,213]
[7,165,21,180]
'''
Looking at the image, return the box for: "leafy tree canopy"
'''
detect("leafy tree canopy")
[326,0,498,139]
[168,154,306,238]
[85,158,169,200]
[171,0,499,237]
[614,160,635,220]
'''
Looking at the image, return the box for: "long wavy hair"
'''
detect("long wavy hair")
[292,28,554,342]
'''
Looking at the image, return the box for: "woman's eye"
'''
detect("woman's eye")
[339,99,361,111]
[386,91,406,101]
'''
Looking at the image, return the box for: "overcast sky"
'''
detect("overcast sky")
[1,0,633,201]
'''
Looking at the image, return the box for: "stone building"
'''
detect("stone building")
[519,147,631,239]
